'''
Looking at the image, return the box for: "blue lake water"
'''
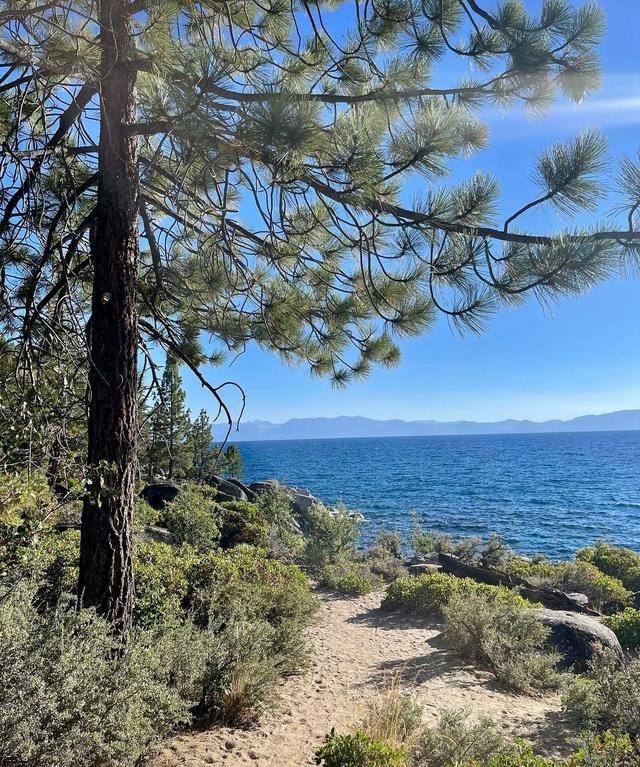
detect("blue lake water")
[235,430,640,559]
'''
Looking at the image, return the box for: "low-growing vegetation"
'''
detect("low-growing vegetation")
[315,700,640,767]
[443,591,561,694]
[603,608,640,651]
[381,572,534,619]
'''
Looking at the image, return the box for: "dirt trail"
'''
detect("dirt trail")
[151,591,570,767]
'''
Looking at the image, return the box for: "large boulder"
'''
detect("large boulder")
[135,525,174,545]
[208,475,249,502]
[530,608,624,672]
[140,483,179,510]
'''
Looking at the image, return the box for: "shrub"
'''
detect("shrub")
[486,741,555,767]
[315,730,407,767]
[577,541,640,593]
[0,582,193,767]
[410,519,481,564]
[567,731,640,767]
[443,591,561,694]
[303,504,361,572]
[134,497,160,526]
[381,573,534,619]
[219,507,267,549]
[563,646,640,736]
[188,544,316,622]
[158,484,221,551]
[603,608,640,651]
[134,540,196,628]
[506,560,631,614]
[549,562,630,614]
[410,709,511,767]
[480,533,515,569]
[360,681,422,748]
[359,531,406,583]
[195,614,294,727]
[320,562,382,596]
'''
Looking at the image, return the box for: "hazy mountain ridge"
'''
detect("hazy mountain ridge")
[229,410,640,441]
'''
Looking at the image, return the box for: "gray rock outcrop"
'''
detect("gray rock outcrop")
[530,608,624,672]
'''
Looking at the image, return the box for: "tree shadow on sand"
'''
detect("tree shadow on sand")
[345,604,440,632]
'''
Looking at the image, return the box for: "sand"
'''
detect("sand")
[150,591,572,767]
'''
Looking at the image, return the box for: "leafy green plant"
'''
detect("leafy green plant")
[567,731,640,767]
[320,562,383,596]
[134,497,160,526]
[410,709,511,767]
[158,483,221,551]
[0,582,194,767]
[603,608,640,651]
[303,504,361,572]
[486,741,555,767]
[577,542,640,593]
[381,573,534,619]
[134,541,196,628]
[315,730,407,767]
[563,646,640,736]
[443,591,561,694]
[506,559,630,614]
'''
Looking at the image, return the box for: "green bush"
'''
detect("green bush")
[485,741,555,767]
[194,614,295,727]
[303,504,361,572]
[0,582,193,767]
[186,545,318,675]
[443,591,561,694]
[134,497,160,526]
[563,646,640,736]
[603,608,640,651]
[567,731,640,767]
[506,559,630,614]
[359,531,406,583]
[134,541,196,628]
[410,709,511,767]
[381,573,534,619]
[158,484,221,551]
[320,562,383,596]
[219,507,267,549]
[549,562,630,613]
[315,730,407,767]
[577,541,640,593]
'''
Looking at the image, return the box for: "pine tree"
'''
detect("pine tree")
[190,409,216,482]
[1,0,639,637]
[147,358,192,480]
[219,444,243,480]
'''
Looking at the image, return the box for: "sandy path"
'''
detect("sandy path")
[151,591,570,767]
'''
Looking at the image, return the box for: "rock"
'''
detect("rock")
[226,477,256,501]
[565,592,591,608]
[408,563,441,576]
[408,553,440,566]
[208,475,248,502]
[530,608,624,672]
[135,525,174,545]
[631,592,640,609]
[224,740,236,752]
[140,483,179,510]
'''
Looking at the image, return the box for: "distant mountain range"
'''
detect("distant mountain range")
[229,410,640,442]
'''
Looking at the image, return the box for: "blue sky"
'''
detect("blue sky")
[184,1,640,429]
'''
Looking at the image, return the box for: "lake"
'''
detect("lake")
[235,430,640,558]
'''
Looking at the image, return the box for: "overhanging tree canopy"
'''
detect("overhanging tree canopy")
[1,0,639,637]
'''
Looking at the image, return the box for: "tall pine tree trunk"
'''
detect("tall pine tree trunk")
[78,0,139,642]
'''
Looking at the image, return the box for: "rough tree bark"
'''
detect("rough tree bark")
[77,0,139,642]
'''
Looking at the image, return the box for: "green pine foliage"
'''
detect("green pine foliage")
[144,358,193,480]
[1,0,638,410]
